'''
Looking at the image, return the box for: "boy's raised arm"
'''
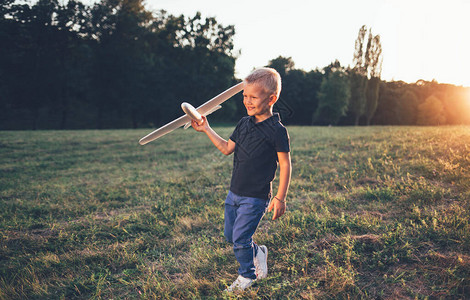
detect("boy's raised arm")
[191,116,235,155]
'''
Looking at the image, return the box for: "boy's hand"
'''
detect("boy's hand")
[191,116,209,132]
[268,196,286,220]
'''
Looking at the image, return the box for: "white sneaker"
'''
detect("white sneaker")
[224,275,254,292]
[254,245,268,279]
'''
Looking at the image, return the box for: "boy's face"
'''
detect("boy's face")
[243,83,277,120]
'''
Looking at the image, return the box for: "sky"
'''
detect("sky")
[138,0,470,87]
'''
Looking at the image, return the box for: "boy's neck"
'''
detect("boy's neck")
[254,111,273,123]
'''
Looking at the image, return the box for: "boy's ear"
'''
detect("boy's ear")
[268,94,278,106]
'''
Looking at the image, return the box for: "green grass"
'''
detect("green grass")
[1,126,470,299]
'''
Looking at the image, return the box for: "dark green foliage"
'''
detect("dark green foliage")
[348,71,367,125]
[397,89,419,125]
[266,57,323,125]
[313,69,350,125]
[0,0,237,129]
[1,5,469,128]
[417,95,447,125]
[365,76,380,125]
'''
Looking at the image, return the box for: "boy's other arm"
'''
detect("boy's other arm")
[268,151,292,220]
[191,116,235,155]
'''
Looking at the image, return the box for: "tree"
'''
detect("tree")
[349,25,368,125]
[266,57,323,125]
[364,32,382,125]
[2,0,63,129]
[84,0,237,129]
[313,68,350,125]
[349,71,367,125]
[268,56,295,78]
[417,95,446,125]
[365,76,380,125]
[349,25,383,125]
[397,89,419,125]
[372,82,401,125]
[0,0,238,129]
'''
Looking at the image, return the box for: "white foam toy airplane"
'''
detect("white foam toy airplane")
[139,82,244,145]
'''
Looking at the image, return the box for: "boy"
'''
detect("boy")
[191,67,292,292]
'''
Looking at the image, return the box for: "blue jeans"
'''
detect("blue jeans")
[224,191,269,279]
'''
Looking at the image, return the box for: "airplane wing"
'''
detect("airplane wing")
[196,82,244,115]
[139,82,244,145]
[139,114,191,145]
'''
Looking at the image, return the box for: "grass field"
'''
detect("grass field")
[1,126,470,299]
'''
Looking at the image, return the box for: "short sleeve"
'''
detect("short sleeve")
[275,126,290,152]
[229,118,243,143]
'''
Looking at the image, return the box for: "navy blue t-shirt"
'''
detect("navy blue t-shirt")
[229,113,290,200]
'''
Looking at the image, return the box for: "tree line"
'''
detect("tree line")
[1,0,238,129]
[1,0,469,130]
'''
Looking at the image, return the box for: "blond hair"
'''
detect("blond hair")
[244,67,282,98]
